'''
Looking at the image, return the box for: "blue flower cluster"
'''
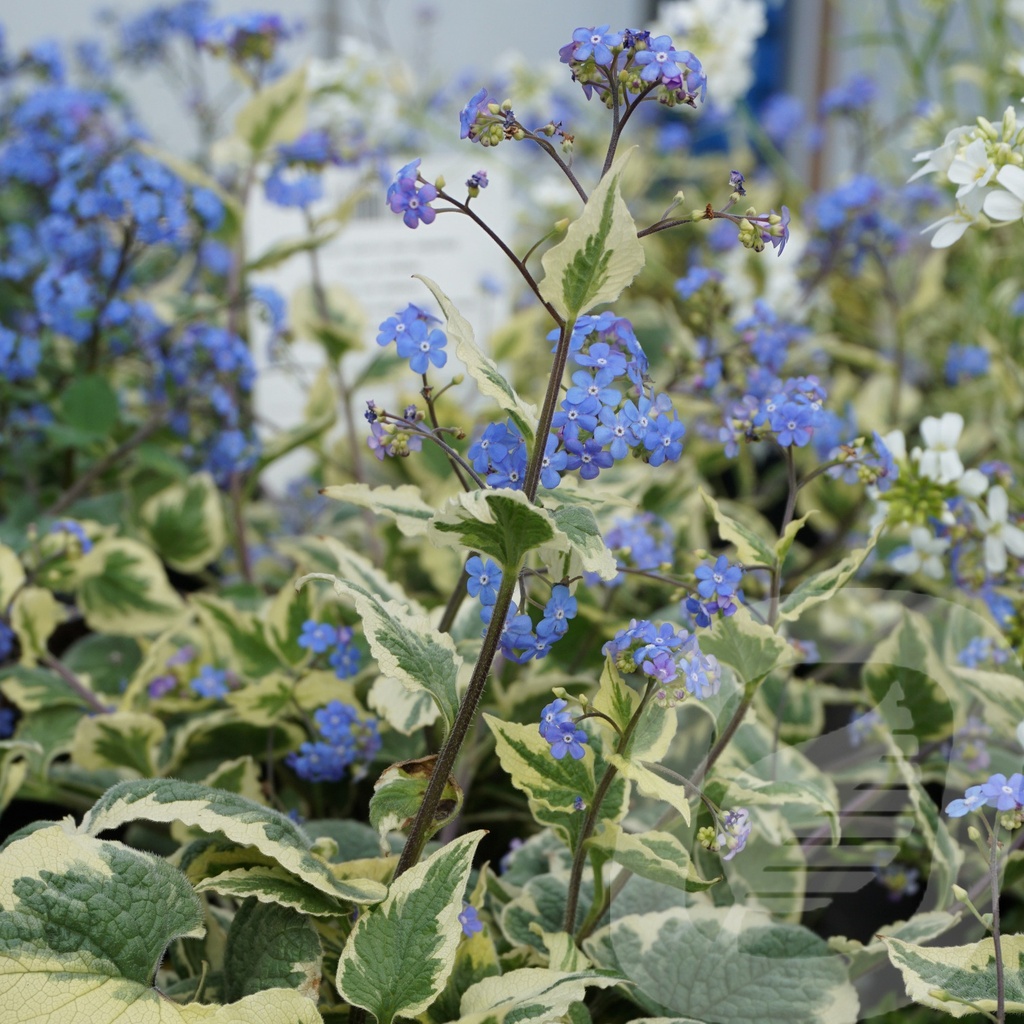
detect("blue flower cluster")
[265,129,341,208]
[287,700,381,783]
[957,635,1011,668]
[376,303,447,374]
[599,512,675,586]
[190,664,231,699]
[490,584,579,664]
[603,620,720,706]
[558,26,706,109]
[470,314,682,487]
[198,11,291,66]
[298,620,361,680]
[539,697,589,760]
[944,344,989,386]
[946,772,1024,819]
[686,555,743,627]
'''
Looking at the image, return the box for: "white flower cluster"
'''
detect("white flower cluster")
[912,106,1024,247]
[653,0,768,113]
[875,414,1024,578]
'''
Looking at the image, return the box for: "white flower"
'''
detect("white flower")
[921,187,986,248]
[908,125,972,182]
[654,0,767,113]
[947,138,996,198]
[982,163,1024,222]
[957,468,989,498]
[890,526,950,579]
[914,412,965,484]
[970,485,1024,574]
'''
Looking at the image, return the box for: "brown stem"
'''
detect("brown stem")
[45,412,166,517]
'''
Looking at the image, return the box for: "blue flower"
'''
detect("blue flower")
[329,641,361,680]
[633,35,689,83]
[190,665,229,699]
[466,556,503,605]
[945,784,988,817]
[387,158,438,229]
[540,698,573,742]
[288,741,349,782]
[460,87,489,139]
[49,519,93,553]
[717,808,751,860]
[549,722,589,760]
[315,700,358,744]
[695,556,743,601]
[570,25,622,66]
[944,344,989,385]
[459,903,484,936]
[0,622,16,662]
[0,706,15,739]
[298,620,337,655]
[539,433,567,489]
[396,318,447,374]
[539,585,577,639]
[643,409,686,466]
[565,436,614,480]
[770,400,814,447]
[979,772,1024,811]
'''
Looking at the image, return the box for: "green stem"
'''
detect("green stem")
[563,679,656,936]
[989,821,1006,1024]
[392,568,519,878]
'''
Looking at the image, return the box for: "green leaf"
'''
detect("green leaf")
[369,756,463,851]
[776,511,816,563]
[235,63,307,154]
[455,967,621,1024]
[192,594,281,678]
[0,543,25,610]
[709,719,841,844]
[367,675,441,735]
[60,375,119,434]
[863,609,954,742]
[585,905,858,1023]
[605,753,691,826]
[883,934,1024,1017]
[485,716,628,849]
[424,923,501,1024]
[264,574,316,666]
[9,587,63,666]
[0,666,92,711]
[70,712,166,777]
[700,488,775,567]
[336,830,484,1024]
[320,483,435,537]
[75,538,186,636]
[80,777,387,906]
[592,657,677,764]
[246,226,341,271]
[428,489,555,572]
[539,148,645,318]
[544,501,618,580]
[138,472,227,574]
[0,823,323,1022]
[414,274,538,444]
[223,898,321,1002]
[226,672,295,727]
[699,607,792,686]
[778,527,881,623]
[298,572,461,732]
[587,822,715,892]
[63,635,141,698]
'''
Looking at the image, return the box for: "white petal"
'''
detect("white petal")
[939,412,964,446]
[919,416,943,448]
[958,469,989,497]
[890,550,921,574]
[882,430,907,461]
[1000,522,1024,558]
[985,534,1008,574]
[925,216,973,248]
[938,449,964,483]
[922,555,946,579]
[988,485,1009,524]
[995,162,1024,200]
[983,189,1024,222]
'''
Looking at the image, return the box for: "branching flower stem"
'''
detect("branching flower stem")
[562,679,656,936]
